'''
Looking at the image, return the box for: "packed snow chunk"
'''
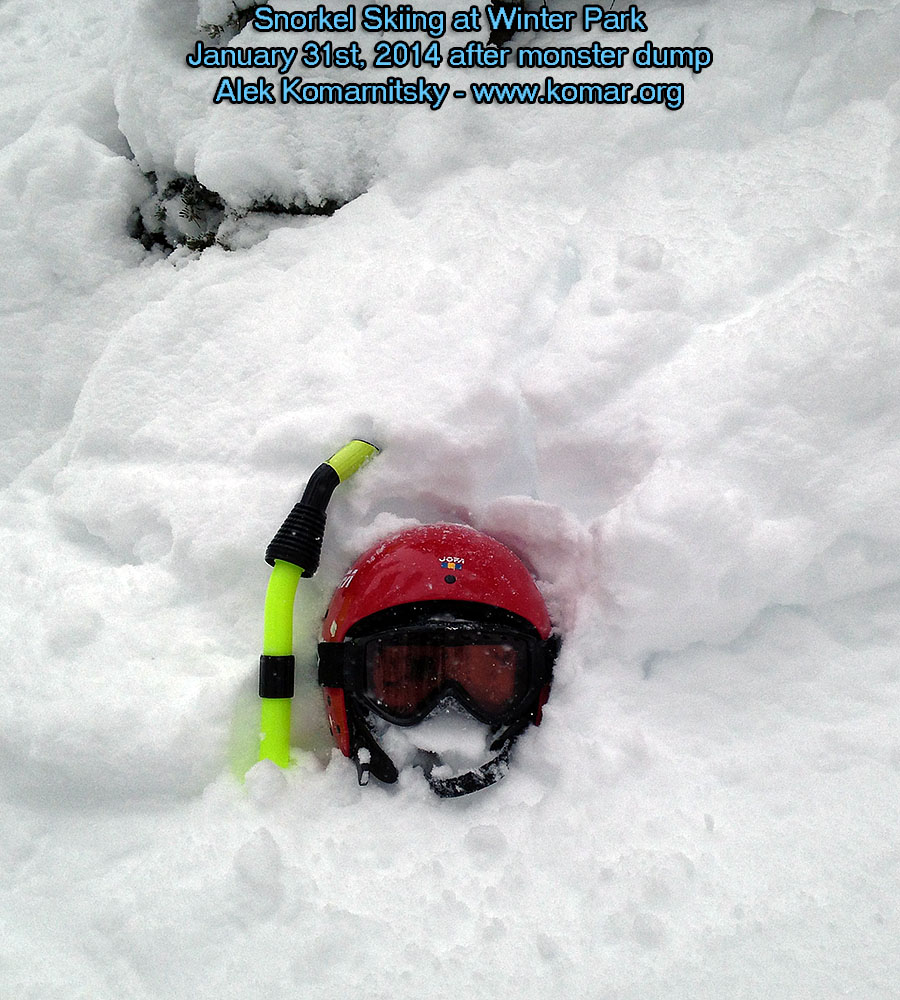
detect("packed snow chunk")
[196,0,259,37]
[598,464,822,658]
[0,124,149,478]
[111,0,388,211]
[0,126,148,311]
[378,703,495,777]
[232,827,284,920]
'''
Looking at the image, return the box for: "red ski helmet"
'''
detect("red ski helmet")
[317,524,559,796]
[322,523,553,643]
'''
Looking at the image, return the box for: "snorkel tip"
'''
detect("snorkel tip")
[326,439,380,482]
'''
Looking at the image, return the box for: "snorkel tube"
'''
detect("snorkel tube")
[257,439,379,768]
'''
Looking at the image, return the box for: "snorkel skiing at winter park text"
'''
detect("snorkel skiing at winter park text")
[187,4,714,112]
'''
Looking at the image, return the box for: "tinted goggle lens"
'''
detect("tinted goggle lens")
[364,637,527,722]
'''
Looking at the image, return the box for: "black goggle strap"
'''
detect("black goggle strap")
[317,641,352,687]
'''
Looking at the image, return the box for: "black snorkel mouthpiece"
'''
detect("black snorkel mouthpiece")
[264,462,340,576]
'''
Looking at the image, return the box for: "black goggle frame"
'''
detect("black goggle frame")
[319,621,558,728]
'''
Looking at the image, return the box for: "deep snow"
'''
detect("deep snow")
[1,1,899,997]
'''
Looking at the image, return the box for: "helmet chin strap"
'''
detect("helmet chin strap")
[346,702,399,786]
[348,702,536,797]
[417,738,516,798]
[420,705,542,796]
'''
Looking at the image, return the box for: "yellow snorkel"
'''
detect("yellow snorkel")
[257,439,379,767]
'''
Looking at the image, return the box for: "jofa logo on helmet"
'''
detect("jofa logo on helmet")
[440,557,465,570]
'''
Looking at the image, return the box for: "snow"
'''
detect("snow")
[2,0,900,996]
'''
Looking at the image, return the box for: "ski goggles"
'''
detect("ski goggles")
[318,623,558,727]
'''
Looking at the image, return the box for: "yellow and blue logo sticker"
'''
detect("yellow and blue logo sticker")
[440,557,465,571]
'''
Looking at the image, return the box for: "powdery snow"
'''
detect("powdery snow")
[1,1,899,997]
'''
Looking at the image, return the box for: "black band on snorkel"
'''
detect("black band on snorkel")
[258,654,295,698]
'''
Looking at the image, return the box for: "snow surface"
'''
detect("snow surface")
[2,0,900,996]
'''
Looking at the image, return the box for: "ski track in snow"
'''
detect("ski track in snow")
[2,1,900,997]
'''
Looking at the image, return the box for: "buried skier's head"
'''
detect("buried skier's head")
[317,524,560,797]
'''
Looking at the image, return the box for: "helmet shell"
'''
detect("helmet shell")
[321,524,551,642]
